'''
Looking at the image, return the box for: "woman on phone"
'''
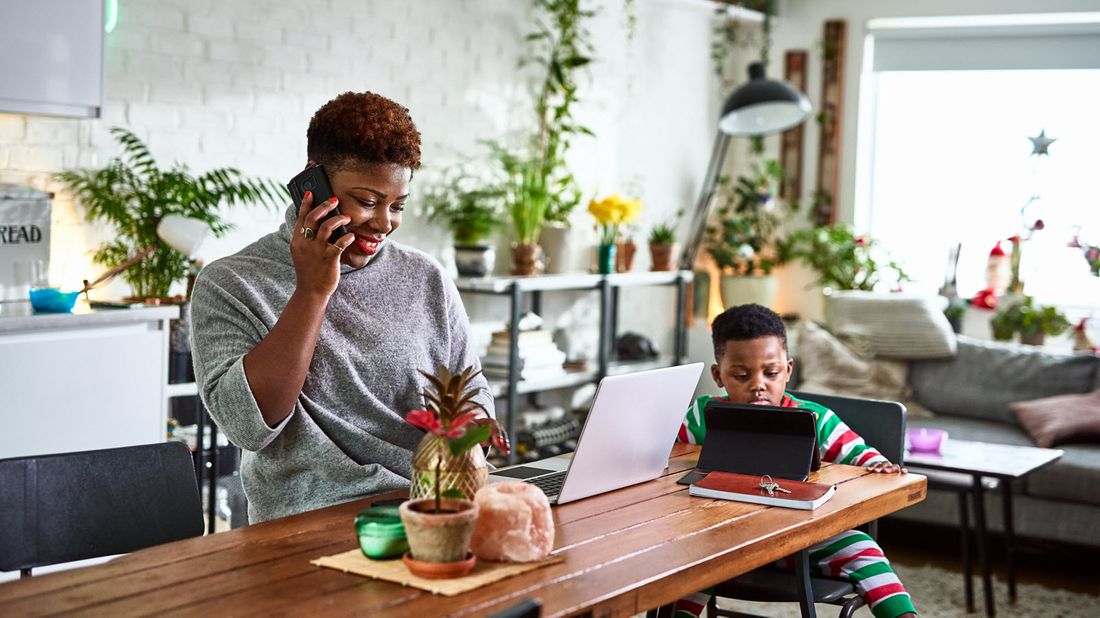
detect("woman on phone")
[189,92,494,523]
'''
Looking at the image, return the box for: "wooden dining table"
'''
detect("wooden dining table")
[0,444,926,617]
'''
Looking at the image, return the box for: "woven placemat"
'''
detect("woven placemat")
[311,549,563,596]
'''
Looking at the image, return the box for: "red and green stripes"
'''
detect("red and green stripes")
[809,530,916,617]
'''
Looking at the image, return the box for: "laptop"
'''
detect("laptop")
[488,362,704,504]
[676,401,820,486]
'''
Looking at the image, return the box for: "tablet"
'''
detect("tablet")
[678,401,819,484]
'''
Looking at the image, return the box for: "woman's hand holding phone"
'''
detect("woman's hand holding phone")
[291,191,355,298]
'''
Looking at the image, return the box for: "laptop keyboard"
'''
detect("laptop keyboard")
[528,471,567,497]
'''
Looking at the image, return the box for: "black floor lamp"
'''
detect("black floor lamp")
[679,62,813,270]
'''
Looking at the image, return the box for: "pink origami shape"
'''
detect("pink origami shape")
[470,481,554,562]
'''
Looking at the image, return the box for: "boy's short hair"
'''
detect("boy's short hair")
[711,303,788,358]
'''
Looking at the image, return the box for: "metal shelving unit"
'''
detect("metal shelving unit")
[456,270,692,463]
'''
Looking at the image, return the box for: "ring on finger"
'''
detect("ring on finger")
[300,226,315,239]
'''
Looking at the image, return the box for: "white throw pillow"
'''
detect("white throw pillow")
[795,320,935,418]
[824,291,957,359]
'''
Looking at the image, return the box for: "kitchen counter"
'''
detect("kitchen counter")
[0,299,180,332]
[0,300,180,459]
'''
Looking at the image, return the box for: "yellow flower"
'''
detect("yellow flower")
[588,194,643,225]
[589,194,643,244]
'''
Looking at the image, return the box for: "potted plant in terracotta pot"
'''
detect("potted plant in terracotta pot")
[647,212,680,272]
[492,0,593,276]
[493,146,550,276]
[400,365,508,578]
[421,163,506,278]
[990,295,1070,345]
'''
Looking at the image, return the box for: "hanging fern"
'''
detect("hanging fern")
[55,127,283,299]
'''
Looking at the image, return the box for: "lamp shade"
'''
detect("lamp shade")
[718,62,812,136]
[157,215,208,259]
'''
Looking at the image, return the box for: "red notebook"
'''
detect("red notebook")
[688,471,837,510]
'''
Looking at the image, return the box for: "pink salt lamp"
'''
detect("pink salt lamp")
[907,427,947,453]
[470,481,554,562]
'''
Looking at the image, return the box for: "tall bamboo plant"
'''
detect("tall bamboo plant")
[55,128,283,299]
[494,0,595,245]
[529,0,594,225]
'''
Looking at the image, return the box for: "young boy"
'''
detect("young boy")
[674,304,917,618]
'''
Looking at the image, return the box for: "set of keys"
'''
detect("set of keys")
[758,475,792,496]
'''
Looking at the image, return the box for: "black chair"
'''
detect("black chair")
[0,441,204,577]
[707,392,907,618]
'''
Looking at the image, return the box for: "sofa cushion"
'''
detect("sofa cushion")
[909,336,1100,425]
[1026,444,1100,507]
[1010,389,1100,448]
[824,291,957,359]
[795,320,934,418]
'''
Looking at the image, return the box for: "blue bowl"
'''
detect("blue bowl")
[29,288,80,313]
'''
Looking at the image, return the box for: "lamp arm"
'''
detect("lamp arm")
[80,245,156,294]
[679,131,732,271]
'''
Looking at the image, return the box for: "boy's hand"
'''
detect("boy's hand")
[867,461,907,474]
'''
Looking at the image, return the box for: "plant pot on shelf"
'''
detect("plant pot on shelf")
[399,497,479,577]
[719,274,778,309]
[454,245,495,278]
[539,223,571,274]
[616,240,637,272]
[409,433,489,502]
[649,243,676,272]
[511,243,544,276]
[596,243,617,275]
[1020,332,1045,346]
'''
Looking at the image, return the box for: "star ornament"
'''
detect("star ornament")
[1028,129,1056,156]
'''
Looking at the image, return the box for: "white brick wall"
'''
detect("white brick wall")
[0,0,725,355]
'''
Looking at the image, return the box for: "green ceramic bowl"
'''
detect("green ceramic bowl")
[355,506,408,560]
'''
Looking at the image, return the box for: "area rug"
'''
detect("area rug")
[714,561,1098,617]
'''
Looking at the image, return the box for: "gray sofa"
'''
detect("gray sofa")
[886,336,1100,549]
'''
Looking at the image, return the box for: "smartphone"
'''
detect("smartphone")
[286,164,349,244]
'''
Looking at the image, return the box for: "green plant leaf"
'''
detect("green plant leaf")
[440,488,465,500]
[447,424,491,457]
[54,127,281,299]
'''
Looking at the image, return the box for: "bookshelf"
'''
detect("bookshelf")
[455,271,691,463]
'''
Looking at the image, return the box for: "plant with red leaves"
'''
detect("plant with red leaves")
[405,365,509,512]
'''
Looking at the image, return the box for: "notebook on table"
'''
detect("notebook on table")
[488,363,704,505]
[688,470,836,510]
[677,401,820,486]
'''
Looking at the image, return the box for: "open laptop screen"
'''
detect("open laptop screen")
[489,362,705,504]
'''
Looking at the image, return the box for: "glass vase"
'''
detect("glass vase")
[409,433,488,501]
[597,243,617,275]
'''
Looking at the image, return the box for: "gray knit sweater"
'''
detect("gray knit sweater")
[189,206,493,523]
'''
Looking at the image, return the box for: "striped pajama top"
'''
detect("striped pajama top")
[676,392,889,467]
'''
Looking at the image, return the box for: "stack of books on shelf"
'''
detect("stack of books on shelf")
[481,329,567,383]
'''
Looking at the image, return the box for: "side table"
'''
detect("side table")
[906,439,1062,617]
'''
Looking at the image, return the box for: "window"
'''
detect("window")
[857,16,1100,308]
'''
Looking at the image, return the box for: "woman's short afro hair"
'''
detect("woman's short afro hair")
[711,303,788,358]
[306,91,421,172]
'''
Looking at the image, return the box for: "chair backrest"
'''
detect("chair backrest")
[0,441,204,573]
[789,391,907,465]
